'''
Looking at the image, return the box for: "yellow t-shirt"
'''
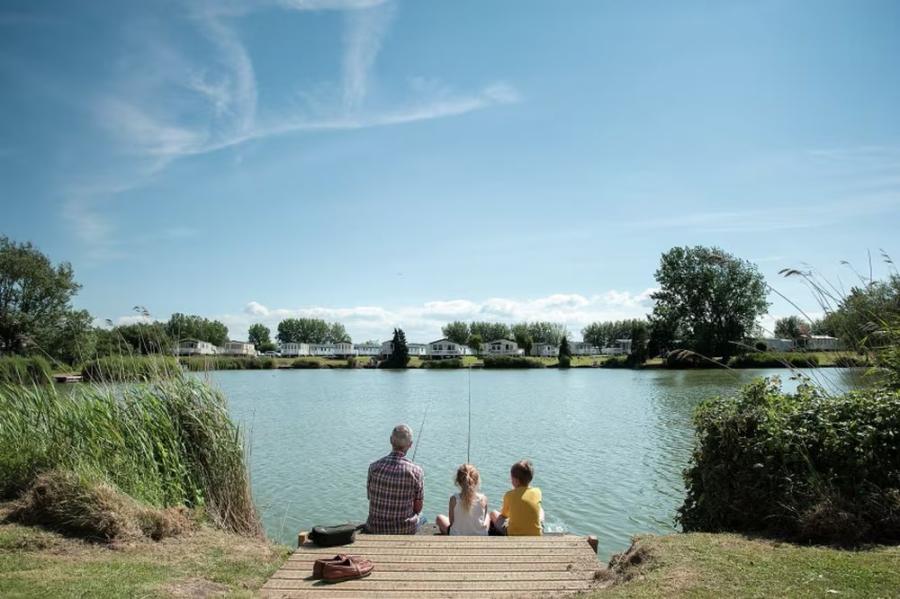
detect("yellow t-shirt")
[500,486,542,536]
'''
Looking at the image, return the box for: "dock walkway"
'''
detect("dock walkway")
[261,534,602,598]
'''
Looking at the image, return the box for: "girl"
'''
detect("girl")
[436,464,490,536]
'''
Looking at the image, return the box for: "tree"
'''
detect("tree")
[510,323,533,355]
[526,321,567,345]
[248,323,276,353]
[830,274,900,350]
[469,321,512,342]
[467,333,483,354]
[582,319,647,349]
[49,309,96,365]
[115,322,172,354]
[627,320,650,366]
[774,316,809,342]
[558,335,572,368]
[442,321,470,345]
[651,246,769,360]
[165,313,229,346]
[276,318,331,343]
[382,328,410,368]
[0,237,82,355]
[326,322,351,344]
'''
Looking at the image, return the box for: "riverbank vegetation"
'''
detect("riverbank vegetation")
[0,356,53,385]
[81,355,180,382]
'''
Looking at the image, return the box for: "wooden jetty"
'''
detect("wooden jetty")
[261,534,603,598]
[53,373,82,384]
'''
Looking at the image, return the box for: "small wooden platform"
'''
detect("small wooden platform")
[261,534,602,598]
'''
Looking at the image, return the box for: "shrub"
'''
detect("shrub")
[0,356,53,385]
[679,378,900,544]
[755,341,768,352]
[482,356,544,369]
[728,352,820,368]
[833,355,868,368]
[423,358,462,369]
[0,376,260,536]
[558,355,572,368]
[664,350,719,369]
[601,355,629,368]
[180,356,275,371]
[291,358,321,369]
[81,355,180,382]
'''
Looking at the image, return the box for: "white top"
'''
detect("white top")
[450,492,489,536]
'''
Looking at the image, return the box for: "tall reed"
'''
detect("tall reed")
[0,376,260,536]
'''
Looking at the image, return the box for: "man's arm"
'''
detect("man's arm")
[413,470,424,514]
[366,466,373,502]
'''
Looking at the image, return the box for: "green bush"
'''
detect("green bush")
[0,356,53,385]
[81,355,180,382]
[0,376,260,536]
[600,355,629,368]
[728,352,820,368]
[180,356,275,371]
[679,378,900,544]
[482,356,545,369]
[423,358,462,369]
[291,358,322,369]
[834,355,868,368]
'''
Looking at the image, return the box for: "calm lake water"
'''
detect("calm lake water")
[210,367,863,558]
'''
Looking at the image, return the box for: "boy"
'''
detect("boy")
[489,459,543,536]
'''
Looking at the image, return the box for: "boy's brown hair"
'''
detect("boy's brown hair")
[510,459,534,486]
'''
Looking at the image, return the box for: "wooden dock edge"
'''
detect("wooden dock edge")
[299,530,599,553]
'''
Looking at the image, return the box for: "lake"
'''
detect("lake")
[211,367,863,558]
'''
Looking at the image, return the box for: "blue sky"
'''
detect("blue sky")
[1,0,899,342]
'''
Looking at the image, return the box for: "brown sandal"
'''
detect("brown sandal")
[322,556,374,583]
[312,554,351,579]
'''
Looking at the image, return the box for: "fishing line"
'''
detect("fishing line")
[466,367,472,464]
[410,396,431,462]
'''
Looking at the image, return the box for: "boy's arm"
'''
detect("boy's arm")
[500,493,510,517]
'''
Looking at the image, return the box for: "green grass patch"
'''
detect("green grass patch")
[81,355,180,382]
[598,533,900,598]
[728,352,821,368]
[0,357,52,385]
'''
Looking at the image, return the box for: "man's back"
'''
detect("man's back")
[366,451,424,534]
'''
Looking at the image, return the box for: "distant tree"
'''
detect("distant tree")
[526,321,567,345]
[50,309,96,365]
[651,246,769,359]
[94,326,133,357]
[582,319,647,348]
[0,236,83,355]
[470,321,512,342]
[326,322,351,344]
[510,323,533,355]
[115,322,172,354]
[165,313,229,346]
[811,315,839,337]
[830,274,900,349]
[277,318,331,344]
[627,320,650,366]
[467,333,483,354]
[558,335,572,368]
[248,323,276,352]
[774,316,809,342]
[442,321,470,345]
[382,328,410,368]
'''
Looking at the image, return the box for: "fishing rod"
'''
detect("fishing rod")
[410,396,430,462]
[466,367,472,464]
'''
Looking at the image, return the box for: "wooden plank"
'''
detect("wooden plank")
[270,571,597,581]
[261,592,581,598]
[286,556,595,565]
[279,561,594,572]
[356,535,580,542]
[300,541,588,549]
[289,550,593,558]
[263,580,593,591]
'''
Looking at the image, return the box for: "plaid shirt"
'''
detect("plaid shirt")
[366,451,424,534]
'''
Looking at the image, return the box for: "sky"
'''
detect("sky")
[1,0,899,343]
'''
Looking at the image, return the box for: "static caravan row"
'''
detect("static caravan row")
[176,339,258,356]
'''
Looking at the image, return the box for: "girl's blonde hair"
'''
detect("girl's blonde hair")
[455,463,480,510]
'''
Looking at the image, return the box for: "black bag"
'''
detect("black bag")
[309,523,362,547]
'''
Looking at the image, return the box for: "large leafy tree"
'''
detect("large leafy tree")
[0,237,87,358]
[830,274,900,349]
[326,322,351,344]
[650,246,769,359]
[467,333,483,354]
[382,328,410,368]
[165,313,229,346]
[442,321,470,345]
[469,321,512,342]
[582,319,648,348]
[276,318,331,343]
[526,321,566,345]
[558,335,572,367]
[774,316,809,341]
[114,322,172,354]
[248,323,276,352]
[510,323,533,355]
[628,320,650,365]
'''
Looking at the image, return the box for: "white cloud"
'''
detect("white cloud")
[217,290,658,342]
[342,1,394,111]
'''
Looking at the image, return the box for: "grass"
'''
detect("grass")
[597,533,900,598]
[0,377,259,535]
[81,355,180,382]
[0,512,289,598]
[0,357,53,385]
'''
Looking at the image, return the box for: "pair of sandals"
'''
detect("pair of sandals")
[312,554,375,583]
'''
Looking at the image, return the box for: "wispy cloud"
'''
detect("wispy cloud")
[341,1,394,111]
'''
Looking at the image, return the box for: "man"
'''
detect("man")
[366,424,424,534]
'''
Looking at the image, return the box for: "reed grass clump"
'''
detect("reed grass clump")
[423,358,463,369]
[291,358,322,369]
[482,356,545,369]
[0,376,260,536]
[180,356,275,371]
[0,355,53,385]
[81,355,180,382]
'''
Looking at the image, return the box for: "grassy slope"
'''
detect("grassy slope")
[599,533,900,599]
[0,518,289,598]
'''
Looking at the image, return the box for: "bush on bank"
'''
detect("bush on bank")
[180,356,276,371]
[0,356,53,385]
[482,356,545,369]
[728,352,821,368]
[0,376,260,536]
[423,358,463,369]
[679,377,900,544]
[81,355,180,382]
